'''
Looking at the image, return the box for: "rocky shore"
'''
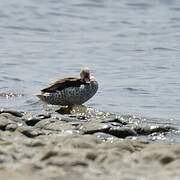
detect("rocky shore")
[0,107,180,180]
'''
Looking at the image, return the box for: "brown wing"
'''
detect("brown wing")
[41,77,84,93]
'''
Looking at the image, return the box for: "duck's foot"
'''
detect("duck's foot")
[56,105,88,115]
[55,106,73,114]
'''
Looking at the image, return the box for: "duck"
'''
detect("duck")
[37,67,98,105]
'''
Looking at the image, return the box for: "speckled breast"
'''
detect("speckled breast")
[45,80,98,105]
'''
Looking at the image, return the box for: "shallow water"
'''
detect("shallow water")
[0,0,180,140]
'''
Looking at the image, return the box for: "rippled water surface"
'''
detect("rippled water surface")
[0,0,180,127]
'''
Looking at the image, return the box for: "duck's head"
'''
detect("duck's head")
[80,67,90,83]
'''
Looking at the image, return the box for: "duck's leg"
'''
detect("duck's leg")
[56,105,73,114]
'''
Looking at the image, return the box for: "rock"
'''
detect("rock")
[22,113,51,126]
[82,122,137,138]
[60,115,80,122]
[34,118,56,128]
[108,127,137,138]
[23,117,42,126]
[17,126,46,138]
[82,121,111,134]
[5,123,18,131]
[35,118,74,132]
[0,113,24,131]
[0,115,11,131]
[0,109,23,117]
[134,125,177,135]
[93,132,116,141]
[0,112,25,124]
[101,115,128,125]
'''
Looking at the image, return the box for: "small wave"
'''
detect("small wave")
[156,66,169,70]
[171,7,180,12]
[4,62,20,66]
[48,12,95,21]
[3,25,49,33]
[124,87,149,95]
[72,2,106,8]
[171,17,180,21]
[134,49,145,52]
[2,76,22,82]
[126,2,153,9]
[153,47,178,51]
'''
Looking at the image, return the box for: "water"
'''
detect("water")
[0,0,180,134]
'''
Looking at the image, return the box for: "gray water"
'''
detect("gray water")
[0,0,180,129]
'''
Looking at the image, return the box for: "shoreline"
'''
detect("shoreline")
[0,108,180,180]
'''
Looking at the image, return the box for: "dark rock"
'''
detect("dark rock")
[134,125,177,135]
[0,109,23,117]
[22,113,51,126]
[24,117,41,126]
[82,122,137,138]
[108,127,137,138]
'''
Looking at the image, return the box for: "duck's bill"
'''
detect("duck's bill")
[84,77,90,83]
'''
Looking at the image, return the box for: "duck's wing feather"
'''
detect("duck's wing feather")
[41,77,84,93]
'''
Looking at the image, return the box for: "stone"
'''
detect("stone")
[134,125,177,135]
[0,113,25,125]
[108,127,137,138]
[101,115,128,125]
[17,126,46,138]
[82,121,137,138]
[82,121,111,134]
[35,118,74,132]
[0,115,11,131]
[5,123,18,131]
[0,109,23,117]
[22,113,51,126]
